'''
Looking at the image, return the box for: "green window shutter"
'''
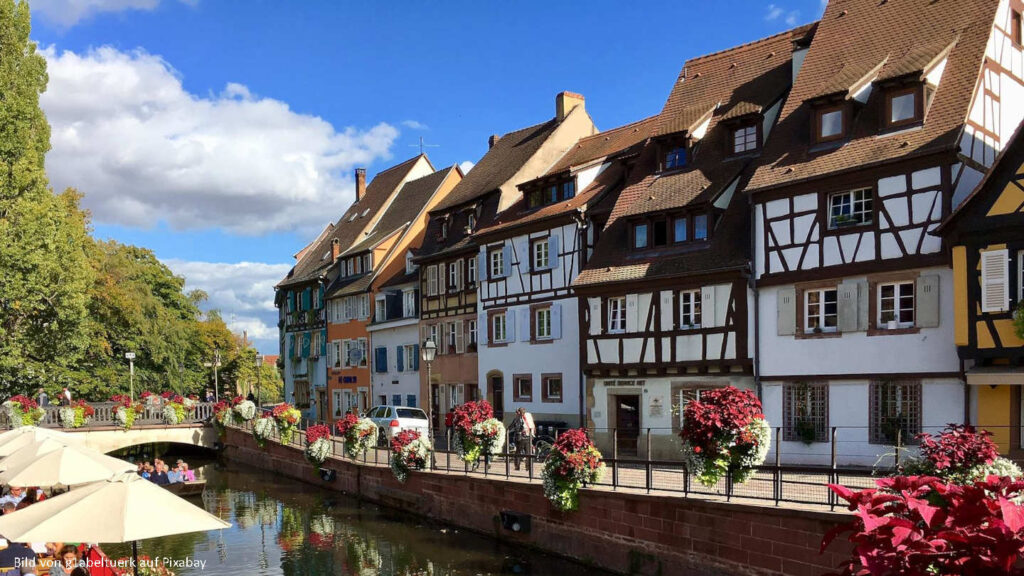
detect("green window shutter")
[287,291,295,310]
[302,332,311,357]
[320,329,327,356]
[287,334,294,358]
[303,288,312,311]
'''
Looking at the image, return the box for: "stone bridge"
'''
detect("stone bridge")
[3,401,220,454]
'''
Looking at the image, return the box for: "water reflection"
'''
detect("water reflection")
[106,462,608,576]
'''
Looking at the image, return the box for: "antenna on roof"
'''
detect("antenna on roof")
[409,136,440,155]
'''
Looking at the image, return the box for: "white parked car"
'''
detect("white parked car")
[365,405,429,445]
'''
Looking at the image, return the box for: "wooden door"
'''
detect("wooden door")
[491,376,505,421]
[615,395,641,456]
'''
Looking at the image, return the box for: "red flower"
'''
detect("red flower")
[334,413,360,436]
[450,400,494,436]
[306,424,332,444]
[916,424,998,473]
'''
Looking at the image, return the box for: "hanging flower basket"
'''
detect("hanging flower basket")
[58,400,95,429]
[305,424,332,466]
[110,394,144,431]
[272,403,301,444]
[541,428,605,512]
[212,401,234,434]
[679,386,770,487]
[253,415,278,448]
[233,399,257,422]
[334,413,377,459]
[2,395,45,427]
[451,400,505,464]
[161,394,194,425]
[390,429,431,483]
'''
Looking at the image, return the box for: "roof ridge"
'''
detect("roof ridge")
[373,153,426,176]
[573,115,660,145]
[683,22,817,68]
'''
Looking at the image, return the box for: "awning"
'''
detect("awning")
[966,366,1024,386]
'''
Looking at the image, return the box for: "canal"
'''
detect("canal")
[104,458,611,576]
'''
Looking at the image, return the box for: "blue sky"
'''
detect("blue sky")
[29,0,824,351]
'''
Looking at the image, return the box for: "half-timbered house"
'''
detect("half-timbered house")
[935,125,1024,454]
[472,116,657,428]
[747,0,1024,465]
[416,92,596,430]
[573,25,815,459]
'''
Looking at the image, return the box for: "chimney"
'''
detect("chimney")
[556,91,585,122]
[488,134,501,149]
[354,168,367,201]
[331,238,341,262]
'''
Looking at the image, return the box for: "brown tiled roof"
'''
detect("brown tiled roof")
[417,193,501,262]
[343,166,459,256]
[747,0,999,192]
[330,272,374,298]
[546,116,658,174]
[378,266,419,290]
[432,119,560,212]
[277,155,429,289]
[575,24,812,287]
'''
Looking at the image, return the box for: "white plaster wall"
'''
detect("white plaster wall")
[758,267,958,376]
[477,296,581,423]
[367,321,422,408]
[480,223,578,301]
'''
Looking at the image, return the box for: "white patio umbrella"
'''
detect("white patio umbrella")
[0,471,230,574]
[0,427,79,458]
[0,443,134,487]
[0,437,75,469]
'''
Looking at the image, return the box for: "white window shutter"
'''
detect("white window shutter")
[700,286,716,328]
[505,311,516,341]
[836,281,859,333]
[588,298,602,335]
[551,303,562,339]
[856,279,870,331]
[777,287,796,336]
[659,291,674,331]
[549,234,560,270]
[981,249,1009,312]
[502,244,512,277]
[455,319,465,353]
[915,274,940,328]
[625,294,639,332]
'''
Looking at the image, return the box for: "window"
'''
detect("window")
[535,307,552,340]
[815,105,845,142]
[427,265,438,296]
[526,179,576,208]
[870,380,922,445]
[467,213,476,231]
[440,220,449,240]
[608,297,626,333]
[665,145,686,170]
[1012,10,1022,45]
[311,331,321,358]
[532,238,549,270]
[732,124,758,153]
[489,247,504,278]
[467,255,477,285]
[492,313,507,343]
[562,180,576,201]
[514,375,533,402]
[542,374,563,402]
[448,262,461,291]
[673,217,688,243]
[783,382,829,443]
[694,214,708,240]
[403,290,416,317]
[680,290,701,328]
[374,296,387,322]
[342,339,368,368]
[468,320,477,346]
[676,388,712,427]
[886,87,921,128]
[652,219,668,247]
[828,188,873,229]
[405,253,415,274]
[878,282,915,328]
[428,324,438,346]
[633,223,648,249]
[804,288,838,333]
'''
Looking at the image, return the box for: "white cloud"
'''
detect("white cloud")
[163,259,291,351]
[765,3,800,26]
[459,161,474,174]
[785,10,800,25]
[30,0,188,28]
[764,3,784,20]
[401,120,428,130]
[41,46,399,236]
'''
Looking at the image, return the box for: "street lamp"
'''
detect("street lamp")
[255,354,264,408]
[204,349,222,402]
[420,339,437,442]
[125,352,136,401]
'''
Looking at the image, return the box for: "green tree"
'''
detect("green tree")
[0,1,94,396]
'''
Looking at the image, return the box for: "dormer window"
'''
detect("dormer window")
[665,145,687,170]
[440,219,449,241]
[526,178,576,209]
[814,104,846,143]
[466,213,476,231]
[731,123,759,154]
[633,223,648,249]
[884,86,923,129]
[634,212,712,250]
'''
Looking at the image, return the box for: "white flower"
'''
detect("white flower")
[305,437,331,465]
[162,404,181,425]
[234,400,257,421]
[58,407,77,428]
[253,417,278,444]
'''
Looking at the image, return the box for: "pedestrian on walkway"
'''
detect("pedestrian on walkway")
[35,389,48,408]
[58,388,71,407]
[509,407,535,471]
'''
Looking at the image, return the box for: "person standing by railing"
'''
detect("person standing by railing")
[35,389,48,408]
[58,388,71,407]
[509,407,535,471]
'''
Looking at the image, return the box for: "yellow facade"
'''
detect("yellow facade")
[953,245,968,346]
[977,385,1013,452]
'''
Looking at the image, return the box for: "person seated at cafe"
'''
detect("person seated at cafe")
[2,503,16,516]
[0,541,37,575]
[0,487,25,508]
[14,490,38,511]
[46,545,80,576]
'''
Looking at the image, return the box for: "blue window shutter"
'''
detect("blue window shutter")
[406,394,416,407]
[392,394,402,406]
[287,334,294,357]
[396,345,405,372]
[301,332,311,357]
[549,234,560,270]
[302,288,311,311]
[505,311,516,341]
[502,245,511,277]
[320,329,327,356]
[479,252,488,281]
[412,344,420,370]
[317,286,325,309]
[518,308,530,342]
[287,291,295,310]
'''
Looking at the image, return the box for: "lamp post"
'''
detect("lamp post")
[125,352,136,401]
[255,354,264,408]
[420,339,437,443]
[204,349,222,402]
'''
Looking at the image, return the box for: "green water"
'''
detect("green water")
[105,462,609,576]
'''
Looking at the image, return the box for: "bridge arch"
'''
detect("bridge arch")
[62,425,218,454]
